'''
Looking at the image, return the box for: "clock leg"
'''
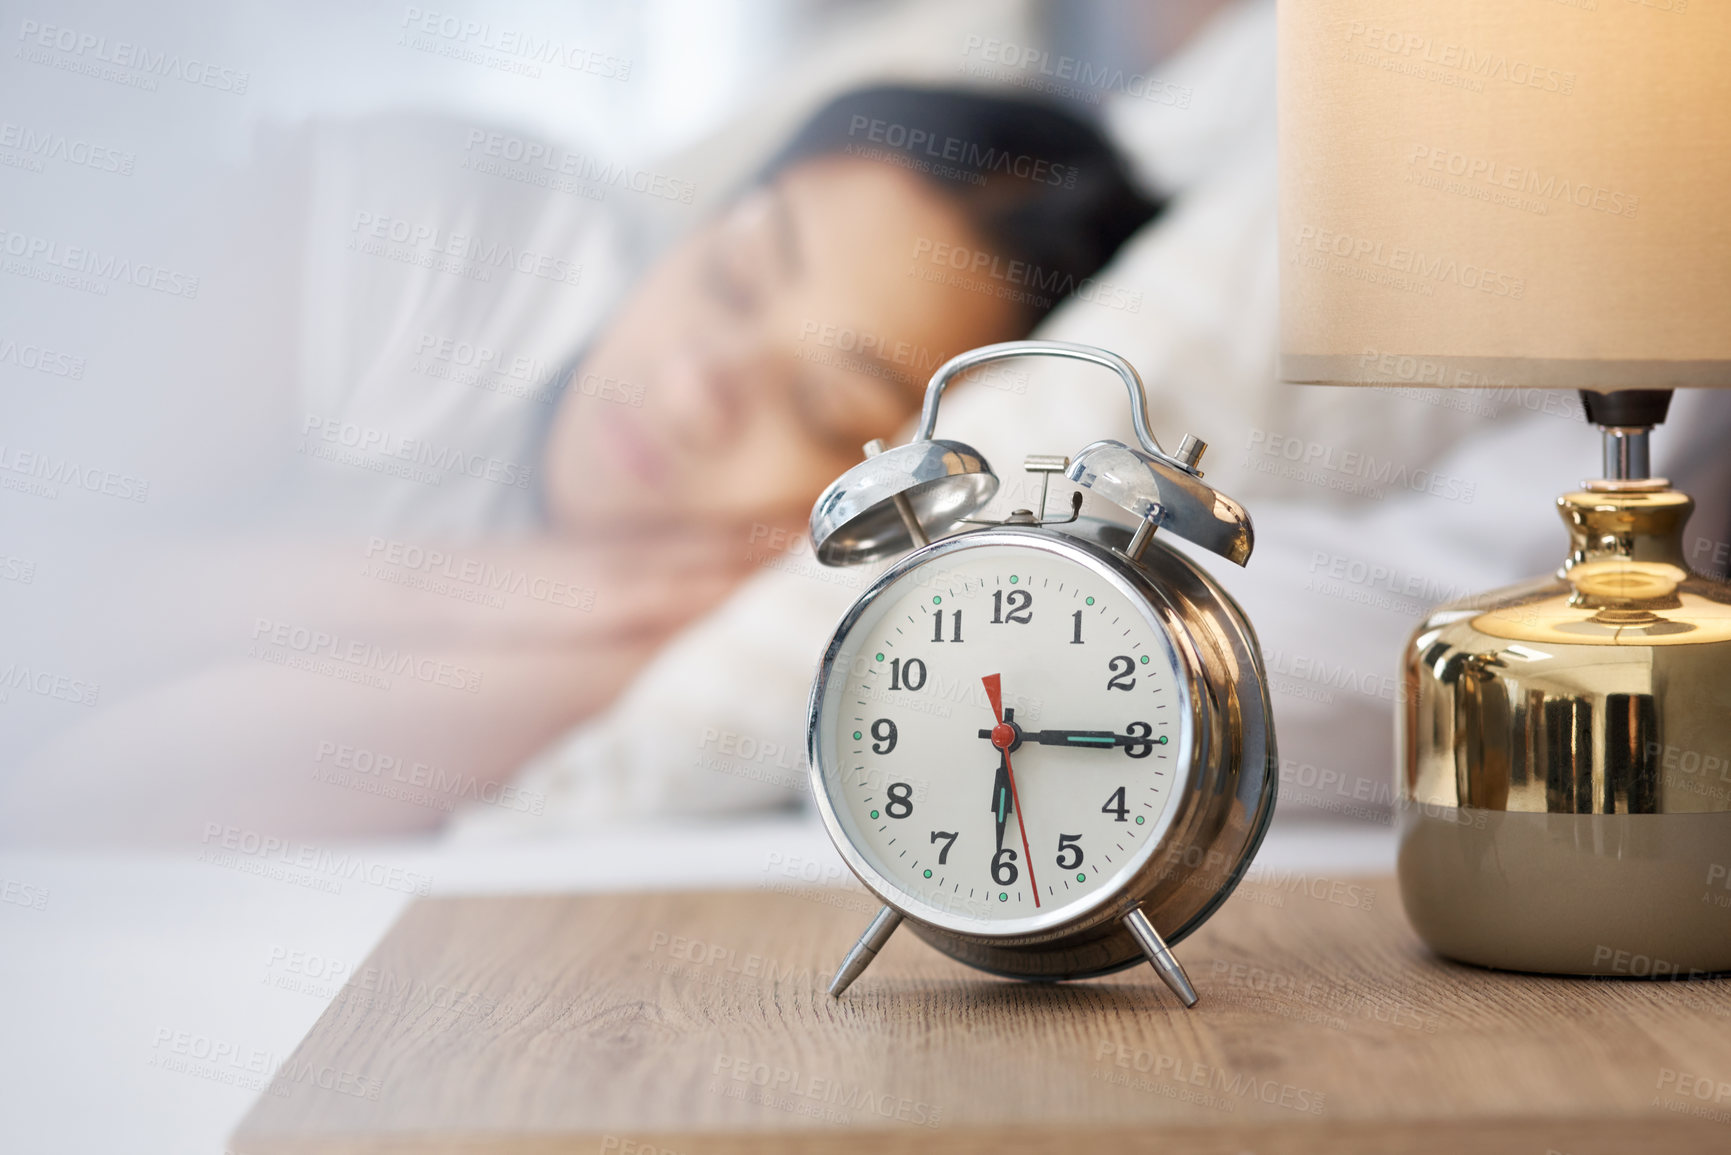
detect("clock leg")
[828,906,904,997]
[1123,907,1198,1008]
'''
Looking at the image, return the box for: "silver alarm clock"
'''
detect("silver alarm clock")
[805,340,1276,1007]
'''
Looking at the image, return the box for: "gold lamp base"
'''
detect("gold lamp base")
[1398,481,1731,976]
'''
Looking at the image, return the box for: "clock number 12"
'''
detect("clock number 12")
[992,589,1033,624]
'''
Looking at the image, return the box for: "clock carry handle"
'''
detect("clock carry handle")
[913,340,1182,464]
[808,339,1253,566]
[915,341,1253,566]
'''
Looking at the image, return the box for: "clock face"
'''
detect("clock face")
[811,533,1192,935]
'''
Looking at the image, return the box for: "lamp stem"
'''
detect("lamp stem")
[1601,427,1652,482]
[1580,390,1671,483]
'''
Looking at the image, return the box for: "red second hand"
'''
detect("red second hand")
[981,673,1039,908]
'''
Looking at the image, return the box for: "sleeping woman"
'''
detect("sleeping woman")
[2,86,1158,843]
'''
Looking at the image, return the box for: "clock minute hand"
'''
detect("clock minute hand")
[974,727,1140,749]
[1028,729,1134,748]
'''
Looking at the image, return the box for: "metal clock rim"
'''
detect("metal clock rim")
[804,526,1203,942]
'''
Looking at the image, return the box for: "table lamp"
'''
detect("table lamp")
[1279,1,1731,975]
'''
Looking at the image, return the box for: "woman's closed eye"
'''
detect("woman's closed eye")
[701,240,762,318]
[700,187,798,320]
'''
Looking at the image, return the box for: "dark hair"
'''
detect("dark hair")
[761,84,1161,326]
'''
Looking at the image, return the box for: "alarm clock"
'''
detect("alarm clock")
[805,340,1276,1007]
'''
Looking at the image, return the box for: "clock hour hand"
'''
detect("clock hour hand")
[990,751,1012,853]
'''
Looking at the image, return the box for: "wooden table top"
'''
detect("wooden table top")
[230,872,1731,1154]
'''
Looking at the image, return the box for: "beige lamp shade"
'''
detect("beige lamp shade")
[1279,0,1731,390]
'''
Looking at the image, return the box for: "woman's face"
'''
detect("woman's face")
[543,157,1020,532]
